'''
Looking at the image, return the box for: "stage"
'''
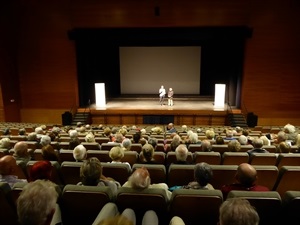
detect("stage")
[80,95,234,126]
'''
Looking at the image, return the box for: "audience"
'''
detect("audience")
[215,135,225,145]
[219,197,259,225]
[173,144,190,164]
[227,139,241,152]
[201,139,212,152]
[68,136,81,150]
[0,155,27,187]
[17,179,59,225]
[73,144,87,162]
[147,137,158,150]
[78,157,120,196]
[238,135,248,145]
[0,137,11,153]
[221,163,269,199]
[170,134,182,151]
[166,123,177,133]
[205,129,215,140]
[247,138,269,155]
[41,144,59,162]
[122,138,132,151]
[123,167,172,201]
[183,162,214,190]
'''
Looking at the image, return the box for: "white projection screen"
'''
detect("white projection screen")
[119,47,201,94]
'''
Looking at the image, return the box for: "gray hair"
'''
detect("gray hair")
[175,144,188,161]
[40,135,51,146]
[17,180,58,225]
[238,135,248,145]
[73,144,87,161]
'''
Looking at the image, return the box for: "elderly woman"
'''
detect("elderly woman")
[109,146,131,169]
[139,144,157,164]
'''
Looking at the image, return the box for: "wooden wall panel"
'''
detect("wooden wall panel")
[0,0,299,126]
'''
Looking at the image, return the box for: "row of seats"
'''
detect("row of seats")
[2,181,300,225]
[13,160,300,198]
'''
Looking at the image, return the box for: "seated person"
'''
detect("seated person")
[84,132,101,149]
[123,167,172,201]
[218,198,259,225]
[224,129,235,140]
[228,140,241,152]
[173,144,190,164]
[221,163,269,199]
[147,137,158,150]
[139,144,157,164]
[247,138,269,155]
[68,137,81,150]
[41,144,59,162]
[109,146,131,169]
[77,157,120,196]
[166,123,177,133]
[73,144,87,162]
[122,138,132,151]
[0,155,27,187]
[0,137,12,154]
[201,139,212,152]
[170,134,182,152]
[13,141,32,164]
[215,136,225,145]
[17,180,59,225]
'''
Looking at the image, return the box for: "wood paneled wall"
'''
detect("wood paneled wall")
[1,0,300,125]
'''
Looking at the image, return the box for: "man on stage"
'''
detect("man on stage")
[168,88,174,106]
[159,85,166,105]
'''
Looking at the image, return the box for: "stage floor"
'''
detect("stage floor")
[90,96,228,112]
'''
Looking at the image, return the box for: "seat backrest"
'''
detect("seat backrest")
[132,164,166,184]
[249,153,277,166]
[193,151,221,165]
[0,182,19,225]
[170,189,223,225]
[61,184,113,225]
[58,142,70,150]
[86,150,111,163]
[221,152,249,165]
[101,162,131,185]
[227,190,282,225]
[16,160,29,180]
[81,142,101,150]
[282,191,300,225]
[239,144,254,152]
[130,143,142,153]
[167,164,195,187]
[166,151,194,165]
[116,187,169,224]
[262,145,277,153]
[211,144,228,155]
[210,165,238,190]
[59,149,75,162]
[187,144,202,153]
[276,153,300,169]
[60,161,83,185]
[95,137,110,145]
[122,151,139,166]
[155,143,166,152]
[152,151,166,164]
[100,143,120,150]
[273,166,300,197]
[252,165,279,190]
[33,149,44,161]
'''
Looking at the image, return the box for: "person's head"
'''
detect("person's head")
[228,140,241,152]
[175,144,188,161]
[41,144,58,161]
[167,123,174,130]
[171,134,182,151]
[17,179,58,225]
[98,214,134,225]
[35,127,44,135]
[109,146,125,162]
[30,160,52,181]
[205,129,215,140]
[40,135,51,146]
[128,167,151,189]
[276,131,287,143]
[194,162,213,187]
[147,137,158,149]
[73,144,87,161]
[103,127,111,137]
[27,132,37,141]
[69,129,78,138]
[19,128,26,136]
[235,163,258,187]
[252,138,263,149]
[13,141,29,158]
[3,128,10,135]
[201,139,212,152]
[141,144,155,162]
[80,157,102,186]
[122,138,132,150]
[226,129,234,138]
[238,135,248,145]
[219,197,259,225]
[133,132,141,143]
[68,137,81,150]
[296,134,300,147]
[182,125,188,132]
[0,155,18,176]
[119,128,127,136]
[259,135,270,146]
[0,137,11,149]
[283,123,296,134]
[115,133,124,143]
[85,132,95,142]
[278,141,291,153]
[189,132,199,144]
[215,136,225,145]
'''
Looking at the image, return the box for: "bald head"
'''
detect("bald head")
[0,155,17,175]
[236,163,257,187]
[13,141,29,158]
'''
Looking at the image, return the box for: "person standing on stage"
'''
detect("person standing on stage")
[168,88,174,106]
[159,85,166,105]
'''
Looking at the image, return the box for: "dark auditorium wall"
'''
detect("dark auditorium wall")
[0,0,299,125]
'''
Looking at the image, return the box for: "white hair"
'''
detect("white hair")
[69,129,78,138]
[73,144,87,161]
[284,124,296,133]
[238,135,248,145]
[40,135,51,146]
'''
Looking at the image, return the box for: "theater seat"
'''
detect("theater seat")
[61,185,114,225]
[60,161,83,185]
[282,191,300,225]
[193,151,221,165]
[167,164,195,187]
[210,165,238,190]
[101,162,132,185]
[227,190,282,225]
[221,152,249,165]
[0,182,19,225]
[132,164,166,184]
[170,189,223,225]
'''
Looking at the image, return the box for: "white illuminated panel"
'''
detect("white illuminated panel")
[214,84,226,109]
[95,83,106,107]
